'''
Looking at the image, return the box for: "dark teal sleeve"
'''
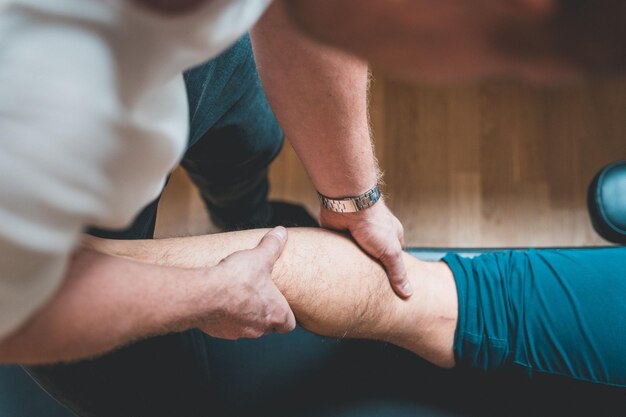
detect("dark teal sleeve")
[444,248,626,387]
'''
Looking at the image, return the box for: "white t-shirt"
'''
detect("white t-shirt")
[0,0,272,339]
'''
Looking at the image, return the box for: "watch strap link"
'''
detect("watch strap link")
[318,185,381,213]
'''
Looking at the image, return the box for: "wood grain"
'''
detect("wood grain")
[157,76,626,247]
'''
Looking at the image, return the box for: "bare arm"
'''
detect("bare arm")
[283,0,491,81]
[0,228,295,365]
[252,0,376,196]
[86,228,458,368]
[251,1,410,296]
[0,248,213,364]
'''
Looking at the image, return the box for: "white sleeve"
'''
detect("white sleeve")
[0,5,157,339]
[115,0,273,71]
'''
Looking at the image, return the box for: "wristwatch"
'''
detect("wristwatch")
[318,185,381,213]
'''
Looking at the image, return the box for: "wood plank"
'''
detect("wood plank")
[157,76,626,247]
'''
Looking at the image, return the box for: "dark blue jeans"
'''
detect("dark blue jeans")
[23,36,625,417]
[88,34,283,241]
[26,35,288,417]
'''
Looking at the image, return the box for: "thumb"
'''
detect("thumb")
[379,244,412,298]
[255,226,288,265]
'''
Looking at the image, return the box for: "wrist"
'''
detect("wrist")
[318,183,382,214]
[312,150,381,198]
[314,168,381,199]
[167,266,225,332]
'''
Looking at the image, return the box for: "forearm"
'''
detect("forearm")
[284,0,410,67]
[284,0,480,81]
[251,1,378,195]
[0,248,212,364]
[87,229,458,367]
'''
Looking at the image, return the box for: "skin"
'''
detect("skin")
[0,229,295,364]
[100,228,458,368]
[11,0,623,367]
[0,0,412,356]
[251,1,410,296]
[0,228,457,367]
[284,0,623,82]
[133,0,409,299]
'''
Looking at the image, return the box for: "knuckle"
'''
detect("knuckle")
[268,306,292,328]
[243,327,264,339]
[378,246,397,262]
[287,321,297,332]
[390,243,403,257]
[284,315,297,332]
[269,314,286,329]
[218,254,250,275]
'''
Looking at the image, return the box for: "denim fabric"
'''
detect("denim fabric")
[21,34,626,417]
[182,34,283,230]
[445,247,626,387]
[27,34,284,417]
[87,34,283,240]
[25,247,626,417]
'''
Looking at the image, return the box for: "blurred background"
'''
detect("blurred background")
[4,75,626,417]
[156,75,626,247]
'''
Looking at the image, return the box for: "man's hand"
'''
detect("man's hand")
[252,3,409,297]
[199,227,297,340]
[319,202,412,298]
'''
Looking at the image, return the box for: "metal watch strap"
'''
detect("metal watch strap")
[317,185,382,213]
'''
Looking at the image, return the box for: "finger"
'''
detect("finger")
[276,307,297,334]
[392,217,406,247]
[254,226,288,265]
[380,244,412,298]
[267,288,297,334]
[272,310,296,334]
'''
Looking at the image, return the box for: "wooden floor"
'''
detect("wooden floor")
[156,76,626,247]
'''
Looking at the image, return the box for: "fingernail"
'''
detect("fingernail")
[402,282,413,296]
[272,226,287,240]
